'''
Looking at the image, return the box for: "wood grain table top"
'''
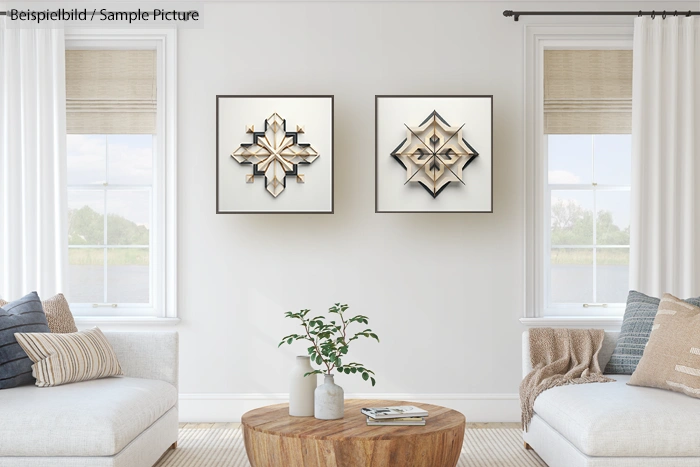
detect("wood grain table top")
[241,399,466,441]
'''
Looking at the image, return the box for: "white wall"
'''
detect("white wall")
[107,0,696,422]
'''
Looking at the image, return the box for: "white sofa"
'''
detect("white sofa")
[522,331,700,467]
[0,331,179,467]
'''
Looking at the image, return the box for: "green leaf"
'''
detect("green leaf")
[344,367,351,374]
[370,377,376,386]
[287,338,293,345]
[351,368,357,373]
[316,355,323,365]
[336,358,342,367]
[362,372,369,381]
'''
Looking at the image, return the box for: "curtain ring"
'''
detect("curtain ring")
[662,11,667,19]
[687,11,692,17]
[638,10,642,17]
[651,11,655,19]
[674,10,678,17]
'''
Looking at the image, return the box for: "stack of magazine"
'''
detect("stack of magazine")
[361,406,428,426]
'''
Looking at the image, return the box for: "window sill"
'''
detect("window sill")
[520,316,622,330]
[74,316,180,327]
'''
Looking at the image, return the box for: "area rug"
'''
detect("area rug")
[155,426,546,466]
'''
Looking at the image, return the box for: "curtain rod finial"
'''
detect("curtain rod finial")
[503,10,513,17]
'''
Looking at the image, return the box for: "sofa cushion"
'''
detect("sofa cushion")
[16,327,123,387]
[533,375,700,457]
[605,291,700,374]
[0,292,51,389]
[629,294,700,399]
[0,293,78,333]
[0,376,177,456]
[40,293,78,333]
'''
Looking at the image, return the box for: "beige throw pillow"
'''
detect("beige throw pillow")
[0,293,77,333]
[40,293,78,333]
[14,327,123,387]
[629,293,700,398]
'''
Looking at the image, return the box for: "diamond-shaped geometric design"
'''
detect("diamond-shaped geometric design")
[391,110,478,198]
[232,113,320,198]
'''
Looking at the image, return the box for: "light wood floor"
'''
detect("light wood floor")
[180,422,520,429]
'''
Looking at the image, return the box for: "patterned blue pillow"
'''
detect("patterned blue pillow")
[605,291,700,374]
[0,292,50,389]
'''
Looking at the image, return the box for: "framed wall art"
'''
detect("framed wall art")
[216,95,334,214]
[375,95,493,213]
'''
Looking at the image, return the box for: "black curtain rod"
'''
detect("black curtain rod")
[504,10,700,22]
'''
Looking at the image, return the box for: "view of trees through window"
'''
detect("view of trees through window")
[66,135,153,305]
[548,134,631,307]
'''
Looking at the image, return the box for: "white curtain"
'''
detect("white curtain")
[0,20,68,300]
[630,17,700,297]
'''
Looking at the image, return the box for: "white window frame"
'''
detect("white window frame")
[65,29,178,323]
[522,25,632,328]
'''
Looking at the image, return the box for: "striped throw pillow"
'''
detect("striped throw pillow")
[0,293,77,334]
[14,327,123,387]
[629,294,700,398]
[0,292,51,389]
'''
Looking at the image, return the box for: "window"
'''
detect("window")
[547,134,631,313]
[543,50,632,315]
[67,134,154,308]
[523,26,634,321]
[65,30,177,319]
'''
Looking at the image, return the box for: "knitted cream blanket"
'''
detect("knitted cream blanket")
[520,328,614,431]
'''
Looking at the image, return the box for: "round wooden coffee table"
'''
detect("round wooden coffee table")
[241,399,465,467]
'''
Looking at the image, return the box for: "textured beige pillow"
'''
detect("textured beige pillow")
[629,293,700,398]
[14,327,123,387]
[41,294,78,333]
[0,293,77,333]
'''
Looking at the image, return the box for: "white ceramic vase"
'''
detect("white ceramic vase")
[289,356,317,417]
[314,374,344,420]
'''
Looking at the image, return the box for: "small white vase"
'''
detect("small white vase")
[289,356,317,417]
[314,374,344,420]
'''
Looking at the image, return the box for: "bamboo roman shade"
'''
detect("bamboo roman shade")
[66,50,156,134]
[544,50,632,134]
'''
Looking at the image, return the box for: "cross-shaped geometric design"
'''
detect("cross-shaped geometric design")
[391,110,478,198]
[232,113,320,198]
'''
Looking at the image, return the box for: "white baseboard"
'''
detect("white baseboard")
[178,393,520,423]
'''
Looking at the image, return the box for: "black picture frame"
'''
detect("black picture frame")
[216,95,335,214]
[375,95,494,214]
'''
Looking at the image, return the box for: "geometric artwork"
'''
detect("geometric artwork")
[232,112,320,198]
[216,95,334,214]
[391,110,478,198]
[375,95,493,213]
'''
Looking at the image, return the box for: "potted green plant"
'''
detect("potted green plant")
[279,303,380,420]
